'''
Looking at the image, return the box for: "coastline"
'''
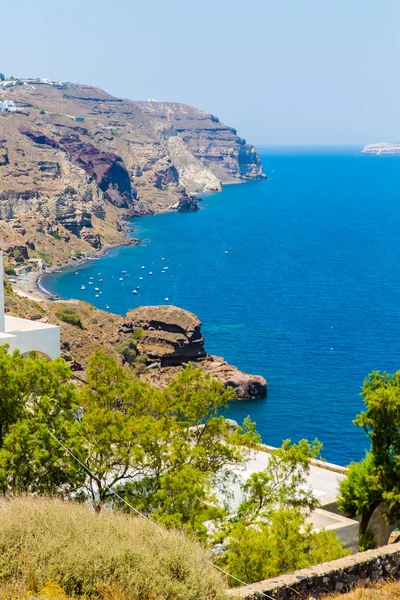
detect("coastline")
[14,178,265,302]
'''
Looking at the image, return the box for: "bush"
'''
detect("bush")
[39,110,46,115]
[51,232,62,240]
[56,307,83,329]
[13,249,24,263]
[4,266,16,276]
[0,496,227,600]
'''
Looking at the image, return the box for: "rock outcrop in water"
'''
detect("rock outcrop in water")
[126,305,267,399]
[361,143,400,155]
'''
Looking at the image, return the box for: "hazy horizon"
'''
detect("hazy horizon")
[1,0,399,146]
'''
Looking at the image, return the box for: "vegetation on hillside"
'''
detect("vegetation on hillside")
[338,371,400,548]
[0,347,346,590]
[56,306,83,329]
[0,496,227,600]
[326,581,400,599]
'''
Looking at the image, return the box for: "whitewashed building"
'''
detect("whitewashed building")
[0,253,60,359]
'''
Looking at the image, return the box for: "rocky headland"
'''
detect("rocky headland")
[0,78,266,268]
[361,142,400,155]
[4,288,267,399]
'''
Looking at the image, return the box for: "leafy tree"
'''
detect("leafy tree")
[0,347,347,577]
[0,349,83,494]
[76,354,259,524]
[217,440,348,585]
[221,508,347,585]
[338,371,400,543]
[0,74,5,81]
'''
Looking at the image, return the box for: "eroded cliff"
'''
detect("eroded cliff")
[0,79,266,266]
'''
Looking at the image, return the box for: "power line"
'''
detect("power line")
[48,430,277,600]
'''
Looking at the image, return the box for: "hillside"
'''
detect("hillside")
[0,78,265,267]
[0,496,227,599]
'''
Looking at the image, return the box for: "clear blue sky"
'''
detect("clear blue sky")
[1,0,399,145]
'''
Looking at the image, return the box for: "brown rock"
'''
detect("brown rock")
[81,229,101,249]
[127,305,206,366]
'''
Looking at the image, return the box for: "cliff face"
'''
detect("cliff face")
[0,79,266,266]
[136,101,266,184]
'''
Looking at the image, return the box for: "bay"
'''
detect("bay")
[43,147,400,465]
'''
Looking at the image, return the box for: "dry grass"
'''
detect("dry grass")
[326,581,400,599]
[0,496,227,600]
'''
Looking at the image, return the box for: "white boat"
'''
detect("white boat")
[132,290,138,294]
[163,267,168,270]
[165,297,169,302]
[119,277,123,281]
[95,294,99,298]
[141,266,145,269]
[149,272,153,275]
[95,287,99,291]
[99,278,103,282]
[89,281,93,285]
[137,286,140,289]
[224,251,228,254]
[106,304,110,309]
[122,270,127,274]
[90,277,93,280]
[81,285,86,290]
[162,258,165,261]
[139,277,143,280]
[75,272,78,275]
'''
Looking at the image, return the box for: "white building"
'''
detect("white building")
[0,253,60,359]
[0,100,16,112]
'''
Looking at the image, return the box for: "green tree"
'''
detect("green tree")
[0,74,5,81]
[0,349,83,494]
[221,508,347,585]
[338,371,400,543]
[74,354,259,525]
[217,440,348,585]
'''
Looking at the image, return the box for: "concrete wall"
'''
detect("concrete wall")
[4,316,60,359]
[230,542,400,599]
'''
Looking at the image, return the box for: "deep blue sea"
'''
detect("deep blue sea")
[42,147,400,466]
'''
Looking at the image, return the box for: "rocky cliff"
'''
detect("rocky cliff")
[4,291,266,400]
[125,305,267,399]
[0,79,266,266]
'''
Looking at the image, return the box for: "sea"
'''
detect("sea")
[42,147,400,466]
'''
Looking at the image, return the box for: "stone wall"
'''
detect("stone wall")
[230,542,400,599]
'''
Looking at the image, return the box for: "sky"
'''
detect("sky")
[1,0,400,145]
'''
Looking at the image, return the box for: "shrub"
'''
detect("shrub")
[4,266,16,276]
[56,307,83,329]
[51,232,62,240]
[39,110,46,115]
[0,496,227,600]
[13,249,24,263]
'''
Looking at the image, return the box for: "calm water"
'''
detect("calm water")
[43,147,400,465]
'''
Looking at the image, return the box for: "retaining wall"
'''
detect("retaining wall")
[230,542,400,599]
